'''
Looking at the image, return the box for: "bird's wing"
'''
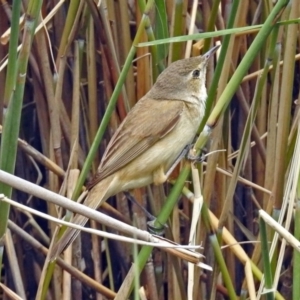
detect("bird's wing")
[87,98,184,189]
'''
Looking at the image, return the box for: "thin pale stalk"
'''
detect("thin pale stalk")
[86,17,98,155]
[273,1,298,209]
[103,226,115,291]
[293,200,300,300]
[34,26,54,157]
[4,230,26,299]
[259,218,274,300]
[52,55,65,168]
[70,42,80,169]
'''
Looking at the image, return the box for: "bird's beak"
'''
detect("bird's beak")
[203,44,220,60]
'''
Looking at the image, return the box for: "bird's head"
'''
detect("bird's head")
[147,45,220,105]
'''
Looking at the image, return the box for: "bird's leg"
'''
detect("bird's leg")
[124,192,167,233]
[153,165,168,185]
[186,144,205,162]
[164,144,204,180]
[164,144,190,178]
[124,191,156,221]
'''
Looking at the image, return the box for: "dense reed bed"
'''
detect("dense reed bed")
[0,1,299,299]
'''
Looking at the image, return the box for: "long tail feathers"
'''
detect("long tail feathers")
[49,177,114,261]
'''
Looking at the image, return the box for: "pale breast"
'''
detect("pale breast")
[117,102,204,191]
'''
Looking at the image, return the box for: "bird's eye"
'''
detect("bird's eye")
[192,69,200,78]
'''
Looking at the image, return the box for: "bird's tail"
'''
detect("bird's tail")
[49,176,115,261]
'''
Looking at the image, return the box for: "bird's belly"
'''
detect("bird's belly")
[117,114,200,191]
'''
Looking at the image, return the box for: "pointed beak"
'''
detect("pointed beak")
[203,44,220,60]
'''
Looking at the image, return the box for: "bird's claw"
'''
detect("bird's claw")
[186,144,205,162]
[147,219,168,235]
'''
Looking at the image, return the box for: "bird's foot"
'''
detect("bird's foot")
[124,192,167,234]
[186,144,205,162]
[147,219,166,235]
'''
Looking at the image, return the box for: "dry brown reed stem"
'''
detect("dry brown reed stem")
[4,229,26,299]
[7,220,117,298]
[0,125,65,177]
[0,175,204,264]
[243,53,300,82]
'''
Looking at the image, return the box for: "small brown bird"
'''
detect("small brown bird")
[51,45,219,259]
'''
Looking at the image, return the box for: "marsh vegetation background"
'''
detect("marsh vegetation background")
[0,1,299,299]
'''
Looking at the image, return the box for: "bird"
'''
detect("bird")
[50,45,219,260]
